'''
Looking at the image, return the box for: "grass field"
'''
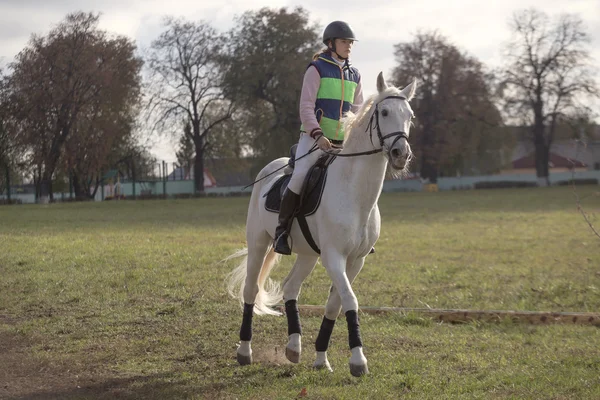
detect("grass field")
[1,186,599,399]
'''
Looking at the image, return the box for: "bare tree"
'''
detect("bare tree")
[175,121,194,178]
[64,40,142,199]
[145,17,233,193]
[7,12,142,201]
[0,71,14,194]
[392,31,504,182]
[0,97,17,198]
[64,103,140,199]
[501,9,598,186]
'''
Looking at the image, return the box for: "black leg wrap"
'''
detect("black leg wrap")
[315,316,336,352]
[345,310,363,349]
[285,299,302,335]
[240,303,254,341]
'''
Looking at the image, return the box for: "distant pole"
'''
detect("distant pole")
[132,163,136,199]
[69,171,73,199]
[100,171,104,201]
[5,163,11,203]
[162,160,167,198]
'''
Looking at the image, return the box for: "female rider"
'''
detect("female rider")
[274,21,364,255]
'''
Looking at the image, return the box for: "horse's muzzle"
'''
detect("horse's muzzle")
[389,143,411,170]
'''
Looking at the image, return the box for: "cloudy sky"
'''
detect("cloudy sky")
[1,0,598,161]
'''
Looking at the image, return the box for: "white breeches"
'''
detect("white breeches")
[287,133,325,194]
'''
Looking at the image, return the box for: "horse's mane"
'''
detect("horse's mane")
[342,86,404,143]
[341,85,412,179]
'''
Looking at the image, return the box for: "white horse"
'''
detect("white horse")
[227,72,417,377]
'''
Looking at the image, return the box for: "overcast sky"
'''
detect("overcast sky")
[1,0,598,162]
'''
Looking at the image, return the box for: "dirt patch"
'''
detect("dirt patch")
[252,344,291,366]
[0,328,80,399]
[0,317,129,400]
[0,323,208,400]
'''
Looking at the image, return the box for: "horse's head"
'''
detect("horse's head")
[370,72,417,171]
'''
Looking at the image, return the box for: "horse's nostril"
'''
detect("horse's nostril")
[391,148,401,158]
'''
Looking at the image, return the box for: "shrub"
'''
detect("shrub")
[555,178,598,186]
[0,198,23,205]
[474,181,537,189]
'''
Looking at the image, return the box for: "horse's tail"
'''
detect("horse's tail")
[225,247,283,316]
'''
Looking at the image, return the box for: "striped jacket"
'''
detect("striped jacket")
[302,53,360,140]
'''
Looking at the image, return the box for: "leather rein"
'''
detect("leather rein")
[243,95,409,189]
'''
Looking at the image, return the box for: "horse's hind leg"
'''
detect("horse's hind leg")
[315,255,367,375]
[282,253,318,363]
[237,231,272,366]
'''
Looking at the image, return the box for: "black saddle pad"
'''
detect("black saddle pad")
[264,157,331,217]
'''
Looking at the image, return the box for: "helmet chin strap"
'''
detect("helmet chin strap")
[329,40,348,61]
[335,51,348,61]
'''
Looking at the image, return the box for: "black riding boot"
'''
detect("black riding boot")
[274,189,300,255]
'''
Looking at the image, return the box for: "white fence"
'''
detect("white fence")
[2,170,599,204]
[383,170,600,192]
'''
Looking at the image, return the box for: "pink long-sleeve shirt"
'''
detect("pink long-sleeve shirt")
[299,61,364,135]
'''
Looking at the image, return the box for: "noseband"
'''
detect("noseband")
[366,95,409,154]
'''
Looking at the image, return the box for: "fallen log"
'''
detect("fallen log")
[276,304,600,326]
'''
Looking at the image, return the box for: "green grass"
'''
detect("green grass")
[0,187,599,399]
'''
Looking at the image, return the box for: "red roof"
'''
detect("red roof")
[512,152,587,169]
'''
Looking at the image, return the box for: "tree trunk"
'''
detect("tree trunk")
[419,120,438,184]
[40,171,53,203]
[534,142,550,186]
[72,172,88,200]
[34,165,41,202]
[194,141,205,193]
[0,160,10,202]
[90,177,100,199]
[420,154,438,184]
[533,107,550,186]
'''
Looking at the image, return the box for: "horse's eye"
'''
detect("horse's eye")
[381,109,388,117]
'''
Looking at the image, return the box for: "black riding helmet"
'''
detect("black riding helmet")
[322,21,358,45]
[322,21,357,61]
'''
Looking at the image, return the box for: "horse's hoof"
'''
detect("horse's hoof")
[237,352,252,365]
[314,362,333,372]
[349,363,369,377]
[285,347,300,363]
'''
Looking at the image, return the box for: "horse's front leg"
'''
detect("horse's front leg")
[282,254,319,363]
[314,256,366,373]
[320,251,368,377]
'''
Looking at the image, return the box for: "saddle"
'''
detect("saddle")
[264,144,336,253]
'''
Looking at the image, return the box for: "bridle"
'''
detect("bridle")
[326,94,410,158]
[367,95,409,151]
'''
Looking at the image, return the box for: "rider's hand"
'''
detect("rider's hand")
[316,135,332,151]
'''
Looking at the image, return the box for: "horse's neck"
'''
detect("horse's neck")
[331,124,388,211]
[342,121,372,155]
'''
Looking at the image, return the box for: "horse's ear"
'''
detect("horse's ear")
[376,72,388,93]
[400,78,418,101]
